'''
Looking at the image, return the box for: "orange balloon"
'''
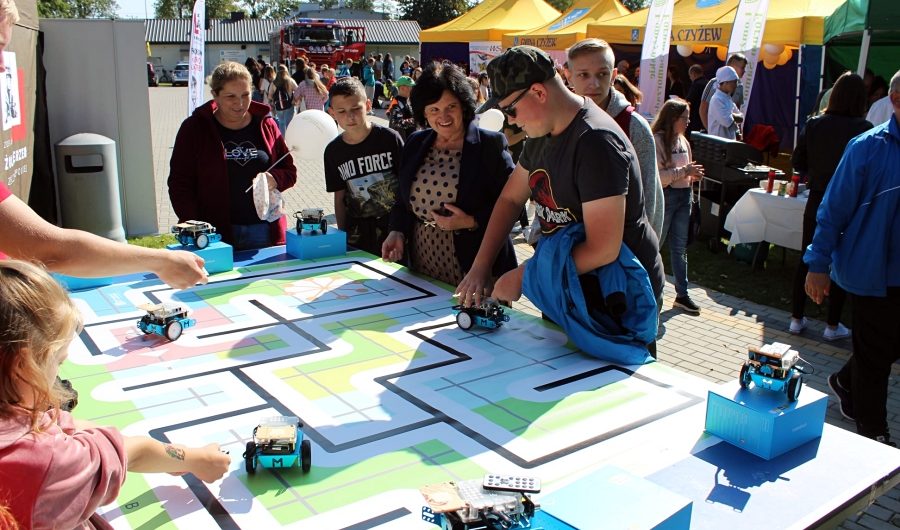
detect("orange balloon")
[716,47,727,61]
[763,60,777,70]
[776,48,793,66]
[692,44,707,54]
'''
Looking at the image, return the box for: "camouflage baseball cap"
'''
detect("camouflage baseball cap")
[477,46,556,114]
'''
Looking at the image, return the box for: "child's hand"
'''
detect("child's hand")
[190,443,231,483]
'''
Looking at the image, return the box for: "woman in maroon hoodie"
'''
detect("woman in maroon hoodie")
[168,61,297,250]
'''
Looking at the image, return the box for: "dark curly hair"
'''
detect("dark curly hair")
[410,62,477,128]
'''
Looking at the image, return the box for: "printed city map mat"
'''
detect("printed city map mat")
[60,251,710,529]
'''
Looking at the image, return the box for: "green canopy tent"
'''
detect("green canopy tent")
[823,0,900,85]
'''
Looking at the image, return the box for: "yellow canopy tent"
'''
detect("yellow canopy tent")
[586,0,845,47]
[420,0,560,43]
[501,0,629,50]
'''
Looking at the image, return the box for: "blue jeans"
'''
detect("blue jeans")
[274,107,294,136]
[660,187,691,297]
[232,223,270,251]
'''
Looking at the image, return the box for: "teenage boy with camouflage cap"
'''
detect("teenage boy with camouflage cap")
[456,46,663,353]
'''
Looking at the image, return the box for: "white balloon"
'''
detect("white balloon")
[284,110,339,161]
[676,44,693,57]
[763,43,785,57]
[478,108,505,132]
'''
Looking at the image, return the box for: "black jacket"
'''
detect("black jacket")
[792,114,873,192]
[389,122,518,278]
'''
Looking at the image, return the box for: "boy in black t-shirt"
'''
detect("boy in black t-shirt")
[324,77,404,255]
[456,46,664,355]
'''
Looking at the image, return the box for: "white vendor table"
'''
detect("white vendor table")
[724,188,808,251]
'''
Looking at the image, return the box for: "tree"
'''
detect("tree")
[546,0,573,12]
[318,0,338,9]
[39,0,119,18]
[398,0,468,30]
[346,0,375,10]
[154,0,236,19]
[621,0,648,11]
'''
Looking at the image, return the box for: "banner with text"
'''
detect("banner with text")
[727,0,770,115]
[637,0,676,120]
[469,42,502,74]
[188,0,205,116]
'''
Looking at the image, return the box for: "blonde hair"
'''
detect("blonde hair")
[0,261,81,430]
[210,61,252,94]
[567,38,615,65]
[0,0,20,25]
[274,64,291,88]
[304,67,327,96]
[0,504,18,530]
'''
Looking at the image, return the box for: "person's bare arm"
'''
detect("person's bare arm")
[124,437,230,483]
[455,163,531,307]
[571,195,626,274]
[699,99,710,130]
[0,194,207,289]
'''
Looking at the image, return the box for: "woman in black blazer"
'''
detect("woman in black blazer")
[382,63,517,287]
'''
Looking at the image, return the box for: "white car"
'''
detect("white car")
[172,62,189,86]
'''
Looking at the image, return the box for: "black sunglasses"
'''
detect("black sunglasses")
[499,88,530,118]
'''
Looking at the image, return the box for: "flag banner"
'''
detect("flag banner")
[727,0,770,115]
[637,0,676,120]
[188,0,205,116]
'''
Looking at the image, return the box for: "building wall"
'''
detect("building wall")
[41,19,158,236]
[363,44,421,64]
[150,44,274,76]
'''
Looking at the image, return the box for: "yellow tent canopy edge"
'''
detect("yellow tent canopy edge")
[421,0,560,43]
[585,0,845,47]
[501,0,629,50]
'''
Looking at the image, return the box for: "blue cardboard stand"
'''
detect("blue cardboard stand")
[286,228,346,260]
[167,241,233,274]
[705,380,827,460]
[539,466,692,530]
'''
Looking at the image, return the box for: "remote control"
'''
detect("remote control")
[482,473,541,493]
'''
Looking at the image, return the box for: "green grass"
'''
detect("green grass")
[665,236,850,324]
[127,234,176,249]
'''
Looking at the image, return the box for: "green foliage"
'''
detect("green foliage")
[546,0,574,12]
[319,0,338,9]
[346,0,375,10]
[127,234,177,249]
[621,0,648,11]
[154,0,237,19]
[39,0,119,18]
[398,0,468,29]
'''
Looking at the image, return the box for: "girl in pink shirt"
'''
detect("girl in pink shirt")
[0,260,230,529]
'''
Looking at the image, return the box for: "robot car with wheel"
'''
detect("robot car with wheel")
[136,303,196,341]
[295,208,328,235]
[243,416,311,474]
[451,298,509,331]
[739,343,805,402]
[171,220,222,249]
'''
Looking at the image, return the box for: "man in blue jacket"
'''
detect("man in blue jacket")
[805,70,900,446]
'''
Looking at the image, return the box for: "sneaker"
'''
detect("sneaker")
[874,435,897,447]
[788,317,808,335]
[673,296,701,314]
[823,322,851,342]
[827,373,855,421]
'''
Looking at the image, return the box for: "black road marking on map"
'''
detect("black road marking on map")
[107,262,703,526]
[340,508,412,530]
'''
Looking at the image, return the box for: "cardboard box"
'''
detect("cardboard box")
[705,380,827,460]
[167,241,233,274]
[540,466,692,530]
[286,228,346,261]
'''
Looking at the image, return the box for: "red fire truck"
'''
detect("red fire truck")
[269,19,366,69]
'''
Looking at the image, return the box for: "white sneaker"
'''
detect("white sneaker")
[823,323,851,341]
[789,317,807,335]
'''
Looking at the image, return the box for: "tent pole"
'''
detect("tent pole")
[795,45,803,147]
[857,29,871,75]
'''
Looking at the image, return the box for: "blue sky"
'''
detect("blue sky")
[118,0,402,19]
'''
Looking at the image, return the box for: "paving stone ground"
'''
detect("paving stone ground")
[148,87,900,529]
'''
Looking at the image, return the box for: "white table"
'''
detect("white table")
[724,188,808,251]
